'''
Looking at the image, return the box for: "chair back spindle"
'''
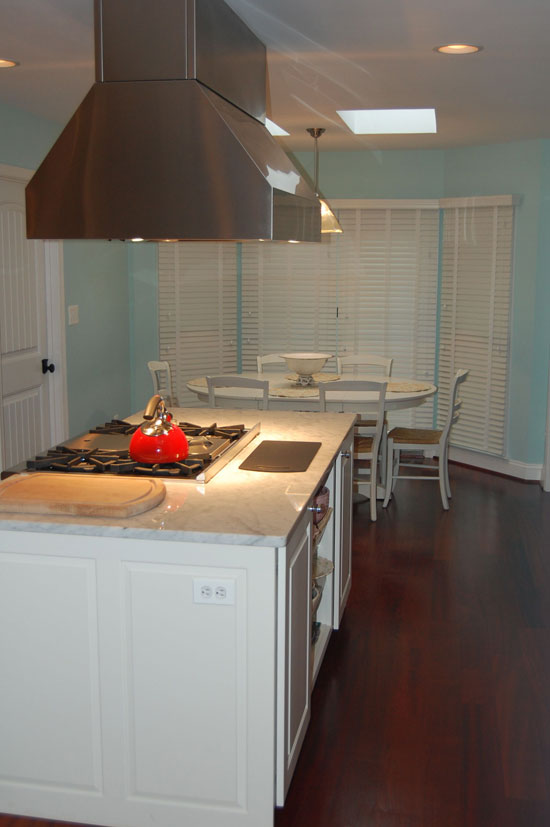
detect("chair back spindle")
[147,360,177,406]
[319,379,387,521]
[207,375,270,410]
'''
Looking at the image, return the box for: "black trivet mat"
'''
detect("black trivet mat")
[239,440,321,472]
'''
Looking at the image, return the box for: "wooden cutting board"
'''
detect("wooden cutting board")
[0,474,166,517]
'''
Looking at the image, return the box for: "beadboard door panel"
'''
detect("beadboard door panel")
[0,166,66,472]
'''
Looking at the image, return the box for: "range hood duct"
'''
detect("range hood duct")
[26,0,321,243]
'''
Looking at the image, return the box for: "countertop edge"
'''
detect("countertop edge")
[0,408,357,546]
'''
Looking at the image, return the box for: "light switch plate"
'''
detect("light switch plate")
[68,305,79,325]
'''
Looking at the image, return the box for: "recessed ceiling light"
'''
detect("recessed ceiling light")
[337,108,437,135]
[435,44,482,55]
[0,58,19,68]
[265,118,289,136]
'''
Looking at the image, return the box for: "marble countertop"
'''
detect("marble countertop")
[0,408,355,547]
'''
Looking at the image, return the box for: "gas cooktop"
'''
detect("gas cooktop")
[18,419,260,483]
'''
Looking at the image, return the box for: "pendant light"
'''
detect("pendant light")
[307,127,343,234]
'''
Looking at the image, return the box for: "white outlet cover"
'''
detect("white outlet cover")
[193,578,236,605]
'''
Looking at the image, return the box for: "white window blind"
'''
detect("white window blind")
[439,197,515,455]
[157,199,512,452]
[324,200,439,427]
[331,203,439,426]
[157,202,439,427]
[240,238,339,370]
[158,242,238,406]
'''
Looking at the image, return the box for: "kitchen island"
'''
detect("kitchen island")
[0,408,355,827]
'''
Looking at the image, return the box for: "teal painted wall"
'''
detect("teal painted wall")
[64,240,131,435]
[0,101,61,168]
[292,148,445,198]
[128,243,159,412]
[1,103,135,436]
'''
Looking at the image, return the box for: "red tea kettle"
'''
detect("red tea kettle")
[129,395,189,464]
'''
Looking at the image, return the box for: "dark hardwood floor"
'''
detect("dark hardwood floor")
[275,465,550,827]
[2,465,549,827]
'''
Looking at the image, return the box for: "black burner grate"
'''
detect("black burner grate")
[26,420,247,479]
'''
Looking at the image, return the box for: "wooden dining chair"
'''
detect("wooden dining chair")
[206,375,270,410]
[148,360,178,406]
[383,368,469,510]
[336,353,393,376]
[319,379,388,522]
[336,353,393,475]
[256,354,286,372]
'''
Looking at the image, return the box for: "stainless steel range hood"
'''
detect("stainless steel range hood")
[25,0,321,243]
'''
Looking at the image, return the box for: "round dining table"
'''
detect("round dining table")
[186,371,437,413]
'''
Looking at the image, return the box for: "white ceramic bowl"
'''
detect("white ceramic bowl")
[280,352,332,376]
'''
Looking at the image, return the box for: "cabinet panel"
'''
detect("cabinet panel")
[311,465,335,684]
[333,430,354,628]
[0,552,102,791]
[122,563,247,807]
[276,514,312,805]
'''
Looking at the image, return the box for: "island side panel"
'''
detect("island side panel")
[333,427,354,627]
[275,511,312,806]
[0,531,277,827]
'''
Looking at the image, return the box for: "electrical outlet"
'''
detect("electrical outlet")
[193,578,235,605]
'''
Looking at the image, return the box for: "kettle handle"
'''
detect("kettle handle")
[143,394,165,420]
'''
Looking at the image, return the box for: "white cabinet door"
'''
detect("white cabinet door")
[333,429,354,627]
[275,512,312,806]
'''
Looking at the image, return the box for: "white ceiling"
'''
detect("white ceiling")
[1,0,550,152]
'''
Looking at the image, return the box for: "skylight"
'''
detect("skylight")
[265,118,290,136]
[337,108,437,134]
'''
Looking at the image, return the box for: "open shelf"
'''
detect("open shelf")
[312,506,333,553]
[313,555,334,581]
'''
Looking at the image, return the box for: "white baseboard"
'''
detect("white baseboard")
[448,446,543,482]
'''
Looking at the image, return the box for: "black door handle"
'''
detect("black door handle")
[42,358,55,374]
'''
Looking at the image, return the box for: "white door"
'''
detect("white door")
[0,165,67,473]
